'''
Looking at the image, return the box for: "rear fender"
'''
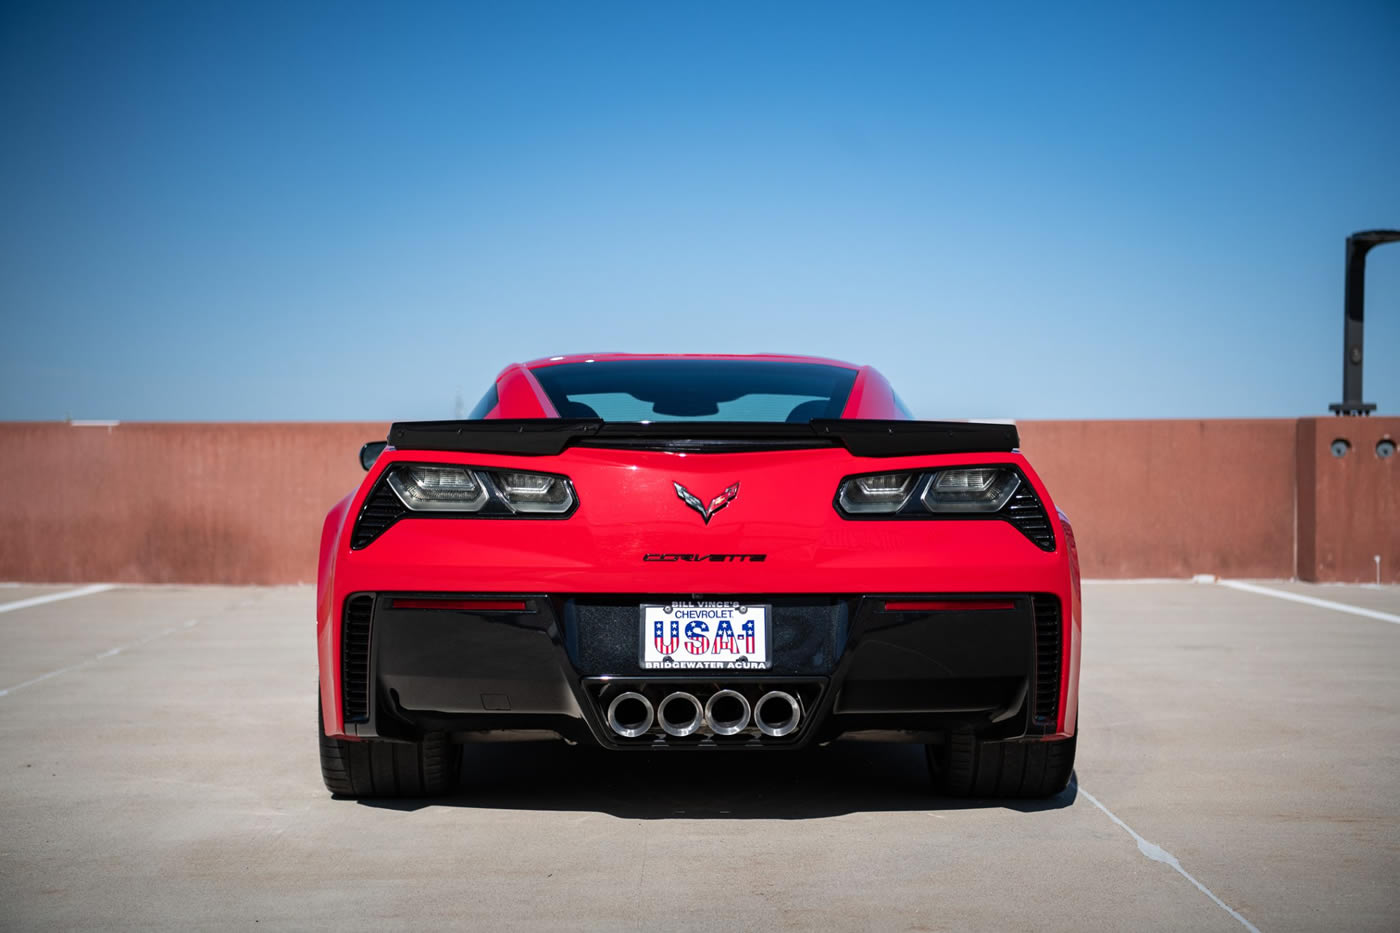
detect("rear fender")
[1057,508,1082,736]
[318,492,354,736]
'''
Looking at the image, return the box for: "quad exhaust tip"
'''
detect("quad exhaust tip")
[753,690,801,737]
[657,691,704,737]
[608,688,799,739]
[606,691,654,738]
[704,689,751,736]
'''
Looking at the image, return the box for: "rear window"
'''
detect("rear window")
[529,360,858,422]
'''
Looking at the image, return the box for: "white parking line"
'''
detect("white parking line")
[0,584,116,614]
[0,619,200,698]
[1078,784,1261,932]
[1218,580,1400,625]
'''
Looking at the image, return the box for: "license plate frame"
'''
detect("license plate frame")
[640,601,772,670]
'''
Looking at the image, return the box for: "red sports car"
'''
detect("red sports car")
[316,353,1081,798]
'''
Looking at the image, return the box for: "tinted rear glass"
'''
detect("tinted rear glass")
[530,360,858,422]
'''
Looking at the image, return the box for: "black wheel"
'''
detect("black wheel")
[318,698,460,798]
[926,728,1075,799]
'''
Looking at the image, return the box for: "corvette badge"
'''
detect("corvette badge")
[673,481,740,524]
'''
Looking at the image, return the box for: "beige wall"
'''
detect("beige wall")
[0,418,1394,584]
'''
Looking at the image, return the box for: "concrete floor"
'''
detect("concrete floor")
[0,581,1397,932]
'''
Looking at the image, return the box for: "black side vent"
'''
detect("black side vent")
[341,595,374,723]
[351,480,405,549]
[1005,483,1056,551]
[1031,594,1061,728]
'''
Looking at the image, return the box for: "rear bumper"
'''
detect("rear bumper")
[325,592,1073,749]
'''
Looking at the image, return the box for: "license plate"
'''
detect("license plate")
[641,602,771,670]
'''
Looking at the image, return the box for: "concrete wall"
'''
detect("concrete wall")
[0,422,382,585]
[0,418,1394,584]
[1019,420,1301,579]
[1296,416,1399,583]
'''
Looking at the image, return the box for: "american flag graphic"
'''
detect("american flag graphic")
[653,619,679,655]
[683,619,712,655]
[712,618,737,654]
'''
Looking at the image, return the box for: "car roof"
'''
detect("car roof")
[521,352,861,370]
[486,353,905,420]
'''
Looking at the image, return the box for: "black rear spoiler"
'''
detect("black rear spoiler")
[386,419,1019,458]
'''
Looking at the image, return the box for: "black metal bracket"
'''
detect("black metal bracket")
[1330,229,1400,415]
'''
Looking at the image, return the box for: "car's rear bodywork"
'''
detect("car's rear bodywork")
[316,354,1081,792]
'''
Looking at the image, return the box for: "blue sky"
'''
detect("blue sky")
[2,0,1398,421]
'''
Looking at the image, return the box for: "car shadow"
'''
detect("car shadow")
[355,741,1078,819]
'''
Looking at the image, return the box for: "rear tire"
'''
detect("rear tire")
[926,729,1075,799]
[318,698,460,798]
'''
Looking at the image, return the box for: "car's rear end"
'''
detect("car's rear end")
[316,356,1081,799]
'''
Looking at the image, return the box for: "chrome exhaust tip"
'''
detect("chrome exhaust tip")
[754,690,801,738]
[704,689,751,736]
[606,691,654,738]
[657,692,704,737]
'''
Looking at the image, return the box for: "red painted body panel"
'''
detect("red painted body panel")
[316,354,1081,746]
[489,363,557,418]
[318,449,1081,741]
[522,351,862,370]
[316,491,354,727]
[482,353,904,421]
[1059,509,1083,737]
[840,366,906,419]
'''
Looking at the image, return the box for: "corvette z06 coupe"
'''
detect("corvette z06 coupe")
[317,354,1081,798]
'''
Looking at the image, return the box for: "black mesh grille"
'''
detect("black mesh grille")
[351,481,405,549]
[1005,483,1056,550]
[1031,594,1061,727]
[341,595,374,723]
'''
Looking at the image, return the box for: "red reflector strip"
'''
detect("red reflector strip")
[883,600,1016,612]
[390,599,529,612]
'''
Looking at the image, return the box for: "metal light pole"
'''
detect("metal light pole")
[1329,229,1400,416]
